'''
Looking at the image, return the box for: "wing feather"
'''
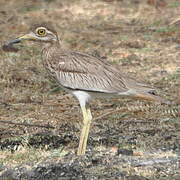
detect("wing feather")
[43,48,155,94]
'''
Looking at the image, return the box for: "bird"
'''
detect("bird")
[5,22,172,155]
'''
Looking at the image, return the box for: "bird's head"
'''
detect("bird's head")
[7,22,59,46]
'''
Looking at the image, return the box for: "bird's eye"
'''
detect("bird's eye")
[37,28,46,36]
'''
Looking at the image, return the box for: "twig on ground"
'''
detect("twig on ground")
[169,17,180,26]
[94,108,123,121]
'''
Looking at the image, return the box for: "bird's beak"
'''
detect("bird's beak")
[3,33,37,52]
[7,33,36,45]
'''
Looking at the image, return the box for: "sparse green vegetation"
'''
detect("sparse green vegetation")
[169,1,180,8]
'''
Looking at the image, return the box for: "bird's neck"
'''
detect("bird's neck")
[41,41,62,57]
[42,41,61,49]
[41,41,62,78]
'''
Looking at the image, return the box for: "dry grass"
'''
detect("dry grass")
[0,0,180,179]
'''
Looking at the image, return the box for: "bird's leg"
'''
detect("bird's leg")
[87,106,92,120]
[77,105,92,155]
[82,106,92,153]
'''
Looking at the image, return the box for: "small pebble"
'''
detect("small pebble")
[118,149,133,156]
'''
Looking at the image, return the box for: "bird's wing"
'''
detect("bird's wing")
[43,49,170,104]
[45,49,158,96]
[46,50,129,93]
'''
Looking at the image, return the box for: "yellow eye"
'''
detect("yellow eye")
[37,29,46,36]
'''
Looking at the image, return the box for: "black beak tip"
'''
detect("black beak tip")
[2,39,20,53]
[2,38,21,52]
[8,38,21,45]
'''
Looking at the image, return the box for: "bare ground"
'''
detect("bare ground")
[0,0,180,179]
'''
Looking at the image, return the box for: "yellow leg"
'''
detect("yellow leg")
[87,107,92,120]
[77,106,92,155]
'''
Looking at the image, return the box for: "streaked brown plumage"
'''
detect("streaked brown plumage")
[6,22,171,155]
